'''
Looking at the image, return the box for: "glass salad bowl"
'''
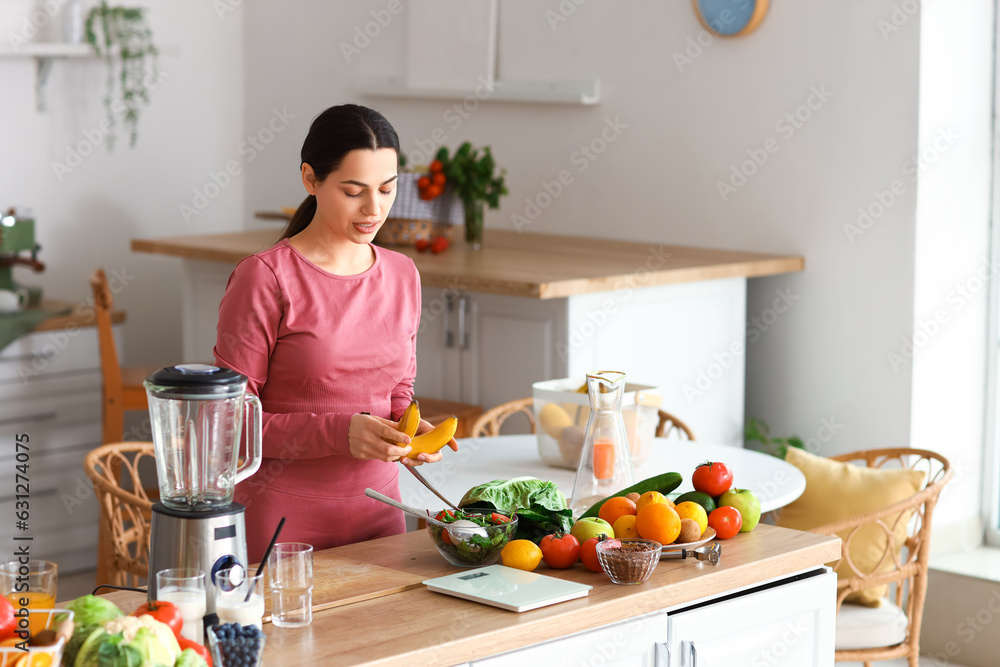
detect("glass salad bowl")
[427,508,518,567]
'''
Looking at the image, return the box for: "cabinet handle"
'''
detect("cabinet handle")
[458,295,470,350]
[682,641,697,666]
[654,642,670,667]
[0,411,57,426]
[444,293,455,349]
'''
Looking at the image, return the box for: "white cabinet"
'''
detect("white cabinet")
[0,326,110,574]
[468,568,835,667]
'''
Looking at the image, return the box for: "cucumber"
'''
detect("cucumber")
[579,472,684,519]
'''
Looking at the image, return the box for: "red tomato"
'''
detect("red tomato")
[414,239,430,252]
[133,600,182,639]
[178,636,213,666]
[429,160,443,173]
[708,506,742,539]
[430,236,450,254]
[432,172,446,186]
[692,461,734,497]
[489,512,512,524]
[417,176,431,189]
[539,533,580,569]
[579,537,604,573]
[0,596,15,641]
[424,184,443,200]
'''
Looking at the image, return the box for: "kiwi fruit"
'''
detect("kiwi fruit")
[625,492,641,504]
[678,518,702,543]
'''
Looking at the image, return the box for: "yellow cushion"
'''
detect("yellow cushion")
[776,448,925,606]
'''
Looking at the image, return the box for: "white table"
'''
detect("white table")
[398,435,805,520]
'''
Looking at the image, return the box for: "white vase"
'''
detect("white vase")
[61,0,84,43]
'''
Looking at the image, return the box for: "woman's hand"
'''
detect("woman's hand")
[348,413,413,462]
[397,418,459,468]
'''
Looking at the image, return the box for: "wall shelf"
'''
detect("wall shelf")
[357,76,601,106]
[0,42,94,111]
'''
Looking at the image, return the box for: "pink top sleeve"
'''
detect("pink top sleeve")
[213,242,421,462]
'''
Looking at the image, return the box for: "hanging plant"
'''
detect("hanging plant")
[85,1,158,149]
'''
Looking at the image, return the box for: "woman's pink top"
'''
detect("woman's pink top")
[213,239,421,562]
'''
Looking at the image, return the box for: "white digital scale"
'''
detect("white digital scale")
[422,565,592,613]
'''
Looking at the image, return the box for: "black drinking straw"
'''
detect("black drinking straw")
[245,516,285,602]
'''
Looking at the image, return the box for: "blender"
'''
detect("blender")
[145,364,262,615]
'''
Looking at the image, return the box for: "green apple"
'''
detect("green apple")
[570,516,614,543]
[718,488,761,533]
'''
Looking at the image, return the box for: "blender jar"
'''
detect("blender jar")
[145,364,262,510]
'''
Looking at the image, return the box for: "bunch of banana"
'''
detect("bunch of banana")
[391,400,457,459]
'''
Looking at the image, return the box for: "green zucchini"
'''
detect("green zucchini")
[579,472,684,519]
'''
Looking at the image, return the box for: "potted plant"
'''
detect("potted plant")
[85,1,158,149]
[435,143,508,249]
[744,417,804,459]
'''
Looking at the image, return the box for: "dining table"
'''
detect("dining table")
[398,435,806,521]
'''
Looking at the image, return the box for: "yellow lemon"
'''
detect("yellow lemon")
[612,514,640,539]
[674,501,708,535]
[636,491,668,511]
[501,539,543,571]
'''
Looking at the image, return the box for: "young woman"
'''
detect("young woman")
[214,104,456,561]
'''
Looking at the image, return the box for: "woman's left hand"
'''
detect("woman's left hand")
[398,418,459,467]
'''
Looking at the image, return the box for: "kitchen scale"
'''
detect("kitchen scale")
[145,364,262,615]
[423,565,591,612]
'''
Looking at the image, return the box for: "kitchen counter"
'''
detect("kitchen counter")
[130,228,803,299]
[102,525,840,666]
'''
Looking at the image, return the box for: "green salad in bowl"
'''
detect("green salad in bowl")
[427,508,518,567]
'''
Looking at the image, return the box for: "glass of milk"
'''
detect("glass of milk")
[156,568,207,644]
[214,567,265,630]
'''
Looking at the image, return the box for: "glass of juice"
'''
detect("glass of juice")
[156,568,206,644]
[1,560,57,637]
[214,567,265,630]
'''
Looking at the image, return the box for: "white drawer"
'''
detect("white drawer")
[0,389,101,456]
[0,326,103,382]
[0,371,102,402]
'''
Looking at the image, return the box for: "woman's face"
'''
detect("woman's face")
[302,147,398,244]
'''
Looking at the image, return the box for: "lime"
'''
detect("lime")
[674,490,717,514]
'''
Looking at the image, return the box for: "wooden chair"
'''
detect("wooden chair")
[90,268,163,445]
[470,398,536,437]
[84,442,157,588]
[807,448,953,666]
[655,410,695,440]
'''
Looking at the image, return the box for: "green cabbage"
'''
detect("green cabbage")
[174,648,210,667]
[459,476,573,542]
[60,595,125,666]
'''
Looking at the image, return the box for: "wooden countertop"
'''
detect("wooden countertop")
[130,229,804,300]
[101,525,839,666]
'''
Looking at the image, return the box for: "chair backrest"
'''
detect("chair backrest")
[808,448,952,657]
[470,398,536,437]
[656,410,696,440]
[84,442,156,588]
[90,269,125,444]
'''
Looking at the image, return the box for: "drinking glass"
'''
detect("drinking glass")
[214,567,265,630]
[267,543,313,628]
[1,560,57,636]
[156,568,207,643]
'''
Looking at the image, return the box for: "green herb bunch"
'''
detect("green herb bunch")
[745,417,804,459]
[435,142,508,208]
[85,1,159,149]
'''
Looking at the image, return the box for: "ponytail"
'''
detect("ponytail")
[282,194,316,240]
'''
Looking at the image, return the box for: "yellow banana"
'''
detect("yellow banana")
[404,416,457,459]
[397,400,421,438]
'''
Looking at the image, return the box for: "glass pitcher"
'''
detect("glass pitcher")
[569,371,636,513]
[145,364,262,510]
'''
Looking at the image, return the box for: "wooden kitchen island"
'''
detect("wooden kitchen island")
[104,525,840,665]
[131,228,804,446]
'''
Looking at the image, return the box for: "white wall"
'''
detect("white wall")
[0,0,245,365]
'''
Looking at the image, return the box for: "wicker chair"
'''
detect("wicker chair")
[806,448,953,666]
[84,442,157,588]
[655,410,695,440]
[470,398,536,437]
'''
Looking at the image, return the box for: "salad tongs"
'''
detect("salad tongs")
[660,542,721,566]
[403,463,462,512]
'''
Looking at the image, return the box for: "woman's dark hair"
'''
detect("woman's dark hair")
[282,104,400,239]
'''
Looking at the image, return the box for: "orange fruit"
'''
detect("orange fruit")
[612,514,640,539]
[501,539,542,572]
[674,501,709,534]
[598,496,637,526]
[635,502,682,545]
[636,491,668,511]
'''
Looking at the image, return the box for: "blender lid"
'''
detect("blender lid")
[145,364,249,397]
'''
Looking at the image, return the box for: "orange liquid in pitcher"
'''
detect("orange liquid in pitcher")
[6,591,56,636]
[593,439,616,481]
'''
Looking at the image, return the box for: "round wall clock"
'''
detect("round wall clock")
[692,0,770,37]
